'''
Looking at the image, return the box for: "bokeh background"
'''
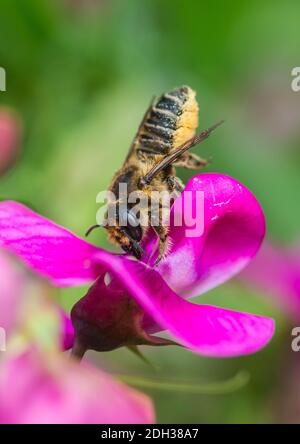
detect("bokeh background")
[0,0,300,423]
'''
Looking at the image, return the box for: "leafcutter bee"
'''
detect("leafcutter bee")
[86,86,223,263]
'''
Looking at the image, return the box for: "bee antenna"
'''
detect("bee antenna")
[85,224,104,237]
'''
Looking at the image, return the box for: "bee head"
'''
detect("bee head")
[118,209,144,259]
[85,209,145,260]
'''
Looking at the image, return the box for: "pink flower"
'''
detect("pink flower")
[0,251,154,424]
[0,108,21,176]
[242,241,300,321]
[0,173,275,358]
[0,250,73,349]
[0,347,154,424]
[0,252,24,336]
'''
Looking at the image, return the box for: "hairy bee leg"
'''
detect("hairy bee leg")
[166,176,184,194]
[152,224,169,265]
[173,151,209,169]
[148,199,169,261]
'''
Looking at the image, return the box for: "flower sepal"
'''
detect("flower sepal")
[71,273,177,357]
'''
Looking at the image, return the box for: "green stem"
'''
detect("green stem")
[116,371,250,395]
[71,338,87,361]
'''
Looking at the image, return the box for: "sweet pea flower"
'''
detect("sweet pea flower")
[0,347,154,424]
[0,250,73,349]
[0,108,21,176]
[0,251,154,424]
[0,173,275,358]
[242,241,300,322]
[241,241,300,424]
[0,251,24,336]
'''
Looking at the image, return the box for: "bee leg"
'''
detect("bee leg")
[166,176,184,194]
[173,152,209,169]
[152,224,170,265]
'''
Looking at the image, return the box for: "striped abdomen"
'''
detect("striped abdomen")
[137,85,199,156]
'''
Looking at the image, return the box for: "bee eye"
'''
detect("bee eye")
[126,211,139,228]
[119,210,142,242]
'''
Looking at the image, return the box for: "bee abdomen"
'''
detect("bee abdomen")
[137,85,199,156]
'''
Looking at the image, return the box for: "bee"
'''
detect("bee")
[86,86,223,263]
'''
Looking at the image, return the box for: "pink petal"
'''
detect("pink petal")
[0,201,102,287]
[241,241,300,321]
[0,251,24,335]
[92,252,274,357]
[0,249,74,350]
[144,174,266,299]
[59,310,74,350]
[0,348,155,424]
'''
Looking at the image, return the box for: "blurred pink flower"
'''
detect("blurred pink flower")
[0,250,73,348]
[0,252,24,336]
[0,251,155,424]
[0,108,21,176]
[241,241,300,321]
[0,347,154,424]
[245,72,300,141]
[0,173,275,358]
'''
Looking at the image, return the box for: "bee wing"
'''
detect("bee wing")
[125,96,156,162]
[138,120,224,187]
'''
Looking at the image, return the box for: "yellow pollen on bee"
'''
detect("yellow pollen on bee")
[173,88,199,149]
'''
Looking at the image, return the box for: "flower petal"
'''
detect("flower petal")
[59,310,74,350]
[241,241,300,321]
[0,251,24,335]
[0,247,75,350]
[0,201,102,286]
[0,348,155,424]
[93,252,274,357]
[144,174,266,299]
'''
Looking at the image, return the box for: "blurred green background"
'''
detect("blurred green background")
[0,0,300,423]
